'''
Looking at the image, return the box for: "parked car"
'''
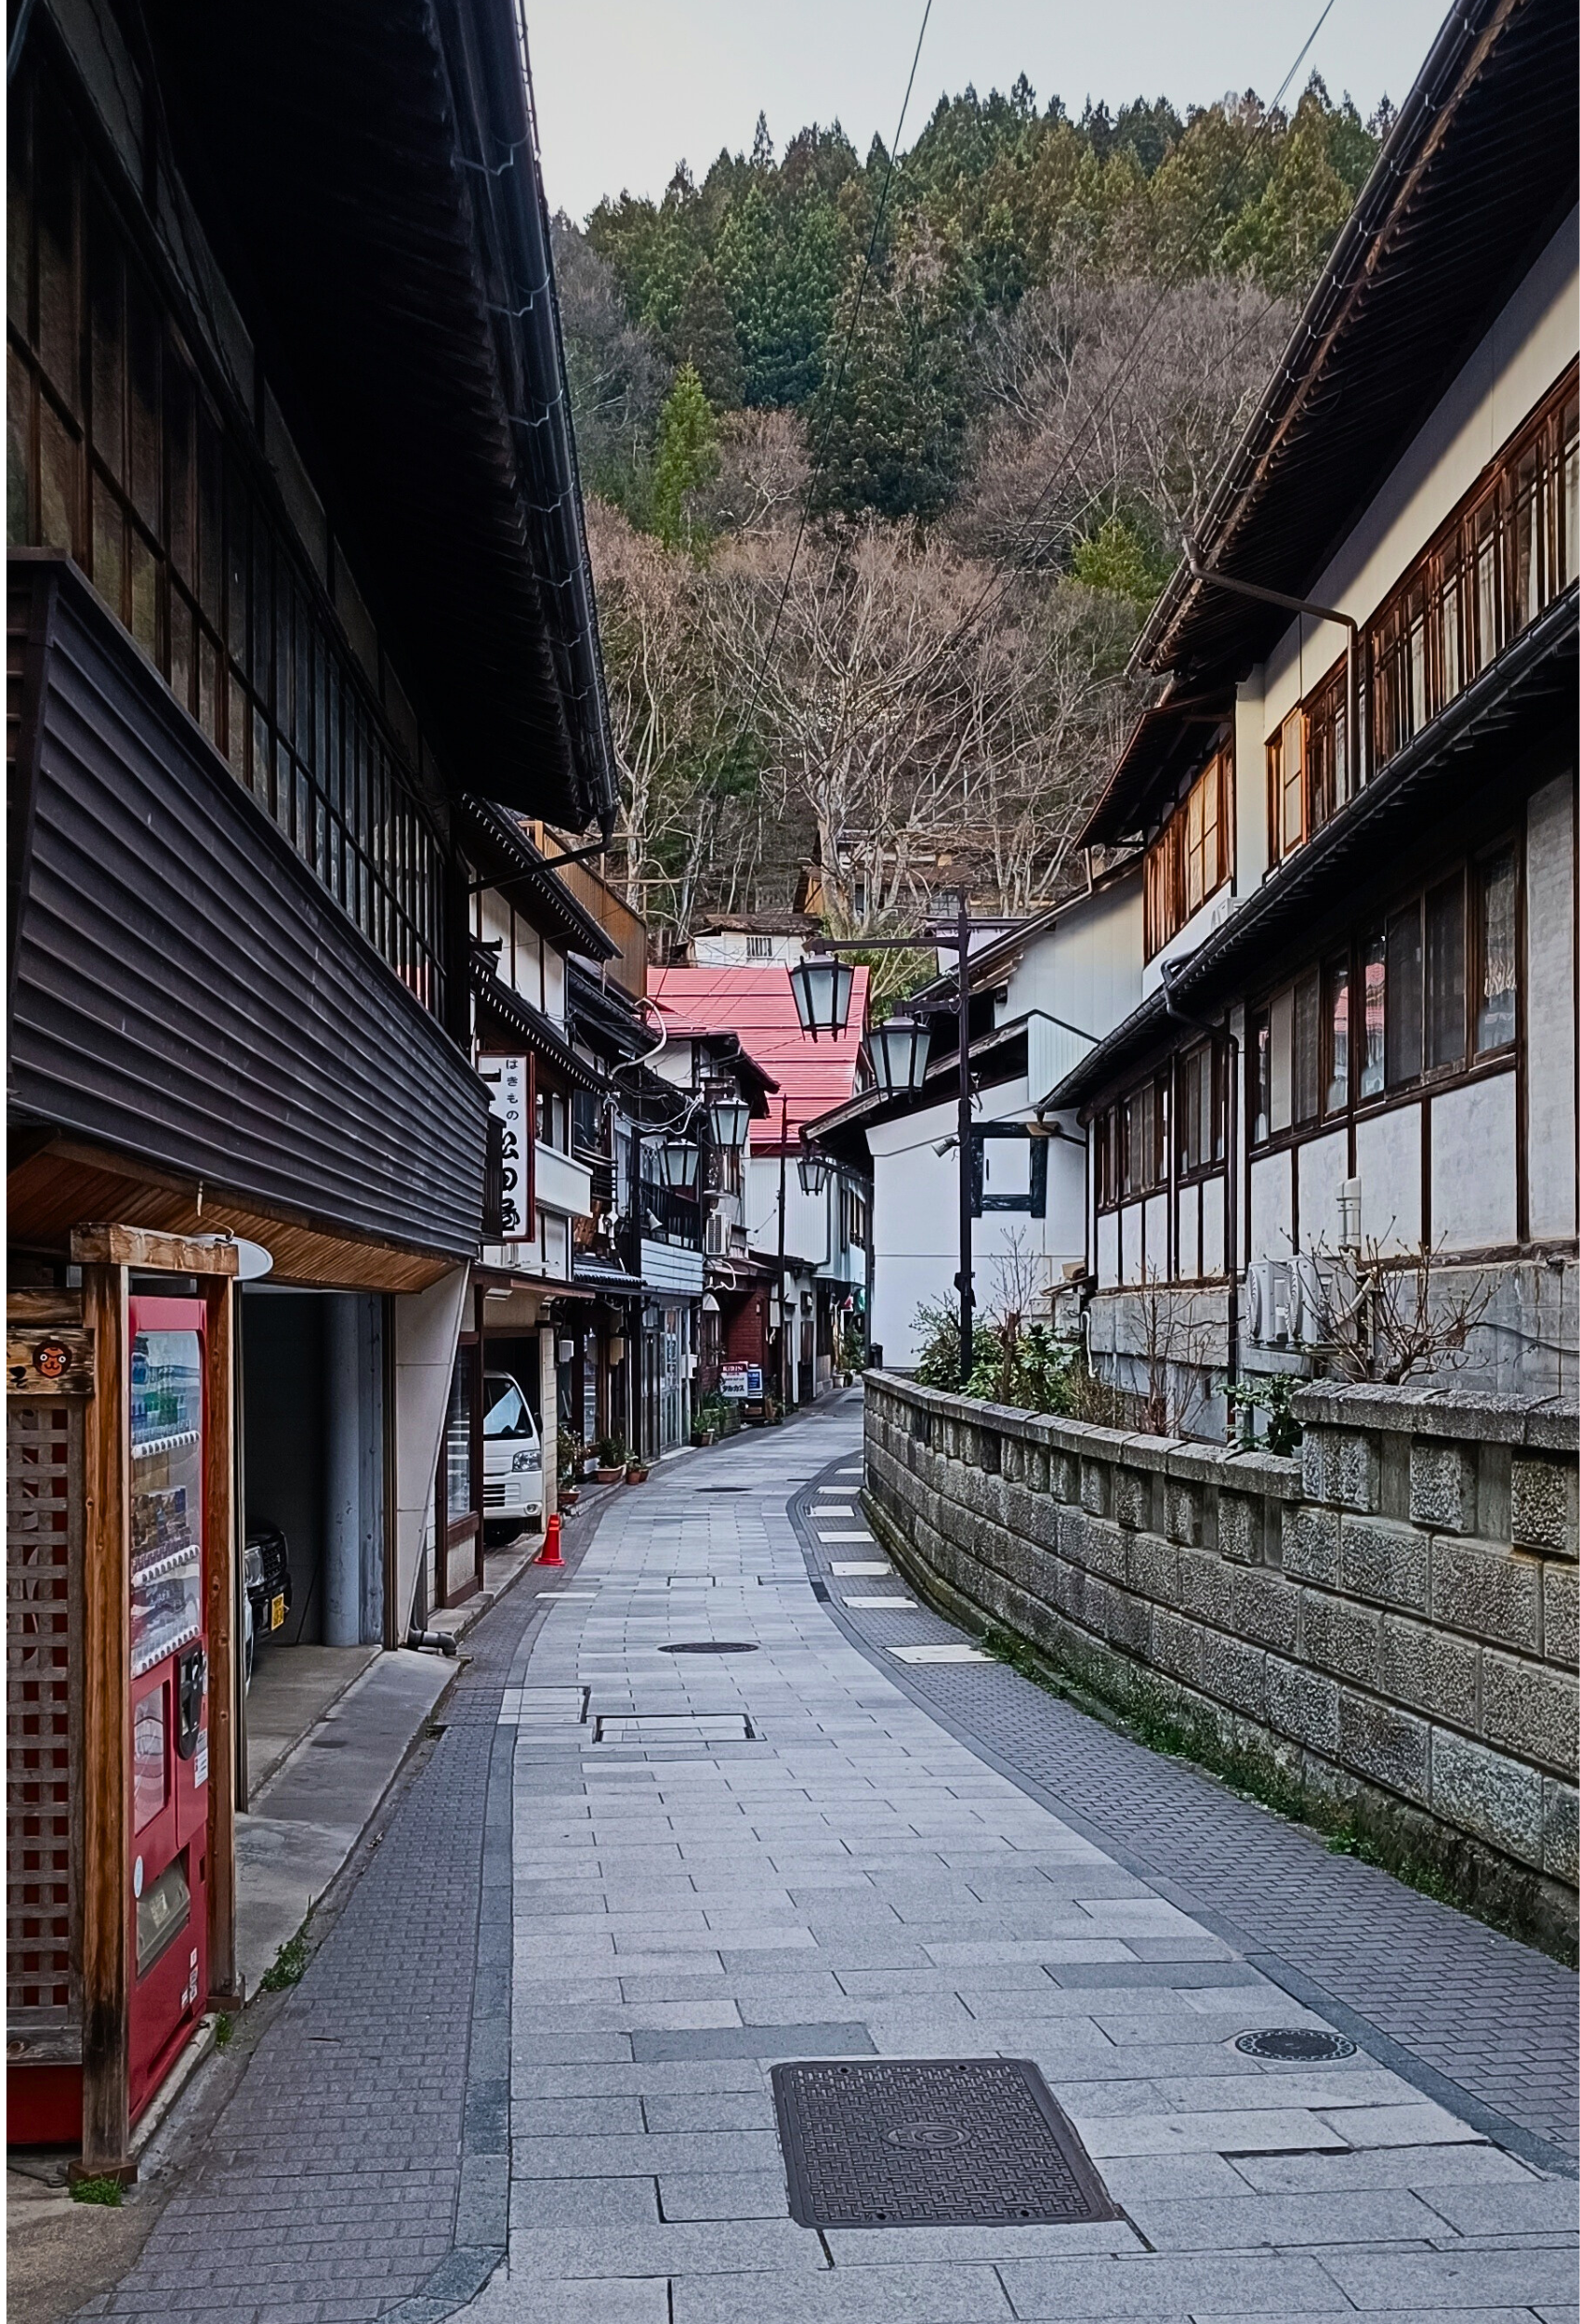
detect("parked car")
[482,1371,543,1539]
[243,1521,292,1686]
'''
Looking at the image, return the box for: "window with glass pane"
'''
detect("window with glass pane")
[1360,931,1385,1099]
[444,1359,473,1523]
[1424,878,1466,1071]
[1475,846,1517,1053]
[1323,957,1350,1115]
[8,52,450,1019]
[1385,906,1422,1087]
[1250,1011,1271,1144]
[1280,710,1304,855]
[1292,972,1321,1125]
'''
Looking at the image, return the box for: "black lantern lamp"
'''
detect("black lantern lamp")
[797,1141,832,1197]
[656,1139,700,1191]
[788,953,855,1039]
[863,1013,932,1097]
[706,1093,752,1151]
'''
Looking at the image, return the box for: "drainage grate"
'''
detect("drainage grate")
[594,1712,755,1743]
[697,1485,750,1493]
[658,1641,760,1655]
[1234,2027,1357,2061]
[771,2058,1117,2228]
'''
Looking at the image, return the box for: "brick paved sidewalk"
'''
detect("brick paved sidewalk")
[458,1393,1578,2324]
[77,1552,557,2324]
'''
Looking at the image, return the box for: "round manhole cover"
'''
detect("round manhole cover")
[885,2119,968,2151]
[658,1641,760,1655]
[1234,2027,1356,2061]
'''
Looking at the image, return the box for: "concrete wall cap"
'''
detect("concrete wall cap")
[1292,1380,1576,1447]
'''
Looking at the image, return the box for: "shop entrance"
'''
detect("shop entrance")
[238,1289,385,1803]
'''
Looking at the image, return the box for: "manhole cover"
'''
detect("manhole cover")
[1234,2027,1357,2061]
[771,2058,1117,2228]
[659,1641,759,1654]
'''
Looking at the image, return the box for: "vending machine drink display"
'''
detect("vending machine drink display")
[126,1298,209,2118]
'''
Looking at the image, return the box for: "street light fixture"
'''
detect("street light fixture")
[797,1141,832,1197]
[788,954,855,1040]
[786,894,1022,1380]
[863,1013,931,1097]
[655,1139,700,1191]
[706,1093,752,1151]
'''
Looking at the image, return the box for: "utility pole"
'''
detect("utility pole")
[954,886,975,1381]
[774,1093,789,1415]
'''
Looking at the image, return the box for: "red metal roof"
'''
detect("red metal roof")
[649,965,869,1150]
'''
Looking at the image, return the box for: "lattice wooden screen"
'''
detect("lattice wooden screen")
[7,1400,81,2024]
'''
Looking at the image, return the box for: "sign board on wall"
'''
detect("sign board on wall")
[720,1364,763,1400]
[480,1056,531,1238]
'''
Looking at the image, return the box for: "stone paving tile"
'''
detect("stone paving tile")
[655,2170,791,2220]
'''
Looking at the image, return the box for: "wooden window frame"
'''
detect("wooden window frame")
[8,47,451,1019]
[1143,746,1233,961]
[1246,835,1521,1156]
[1266,367,1577,874]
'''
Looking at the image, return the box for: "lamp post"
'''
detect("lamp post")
[788,891,1021,1383]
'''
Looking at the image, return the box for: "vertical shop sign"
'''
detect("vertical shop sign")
[481,1057,532,1240]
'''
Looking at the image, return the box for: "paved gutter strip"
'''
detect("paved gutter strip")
[789,1454,1579,2179]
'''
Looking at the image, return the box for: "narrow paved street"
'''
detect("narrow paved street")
[89,1395,1576,2323]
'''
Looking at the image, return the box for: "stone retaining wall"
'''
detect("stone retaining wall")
[863,1371,1579,1947]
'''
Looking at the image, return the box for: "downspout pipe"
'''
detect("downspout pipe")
[1160,957,1241,1399]
[1184,549,1363,800]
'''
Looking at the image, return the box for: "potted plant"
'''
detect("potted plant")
[594,1435,627,1485]
[625,1455,650,1484]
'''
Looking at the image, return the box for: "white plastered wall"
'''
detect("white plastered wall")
[391,1263,471,1636]
[1525,772,1577,1243]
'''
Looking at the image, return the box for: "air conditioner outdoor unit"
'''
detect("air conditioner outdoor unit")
[1244,1256,1293,1346]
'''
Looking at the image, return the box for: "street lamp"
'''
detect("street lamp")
[797,1141,831,1197]
[789,954,855,1040]
[706,1093,752,1150]
[786,895,1023,1380]
[655,1139,700,1191]
[863,1014,931,1097]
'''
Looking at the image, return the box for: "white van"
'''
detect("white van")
[482,1371,543,1538]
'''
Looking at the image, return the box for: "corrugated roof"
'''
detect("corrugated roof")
[649,965,870,1150]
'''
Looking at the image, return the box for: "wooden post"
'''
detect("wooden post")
[76,1261,131,2179]
[204,1277,239,2007]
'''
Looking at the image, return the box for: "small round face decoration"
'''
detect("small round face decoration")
[33,1340,71,1381]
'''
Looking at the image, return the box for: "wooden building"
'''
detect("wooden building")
[7,0,615,2170]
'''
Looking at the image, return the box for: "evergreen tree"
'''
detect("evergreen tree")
[670,260,744,409]
[651,363,719,549]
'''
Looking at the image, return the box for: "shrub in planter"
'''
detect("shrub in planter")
[625,1459,650,1484]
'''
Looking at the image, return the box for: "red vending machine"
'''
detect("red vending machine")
[126,1298,209,2119]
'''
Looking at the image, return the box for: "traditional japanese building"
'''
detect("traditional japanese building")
[7,0,614,2167]
[1044,0,1576,1433]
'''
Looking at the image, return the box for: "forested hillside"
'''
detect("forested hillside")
[557,77,1388,939]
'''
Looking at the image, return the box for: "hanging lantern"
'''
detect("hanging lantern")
[863,1013,932,1096]
[706,1094,752,1150]
[797,1142,832,1196]
[656,1140,700,1190]
[788,953,855,1039]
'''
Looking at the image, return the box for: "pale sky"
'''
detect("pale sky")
[524,0,1452,225]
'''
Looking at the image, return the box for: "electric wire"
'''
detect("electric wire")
[735,0,934,744]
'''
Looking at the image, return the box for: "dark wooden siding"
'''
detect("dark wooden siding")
[8,556,486,1259]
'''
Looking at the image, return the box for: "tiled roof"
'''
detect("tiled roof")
[649,965,870,1150]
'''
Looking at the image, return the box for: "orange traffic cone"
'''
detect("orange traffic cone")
[536,1512,564,1567]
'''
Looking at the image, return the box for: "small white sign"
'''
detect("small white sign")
[480,1056,531,1237]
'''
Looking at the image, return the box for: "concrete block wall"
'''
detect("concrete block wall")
[863,1372,1579,1942]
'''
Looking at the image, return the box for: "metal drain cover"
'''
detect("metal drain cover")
[659,1641,759,1654]
[1234,2027,1357,2061]
[771,2058,1117,2228]
[697,1485,750,1493]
